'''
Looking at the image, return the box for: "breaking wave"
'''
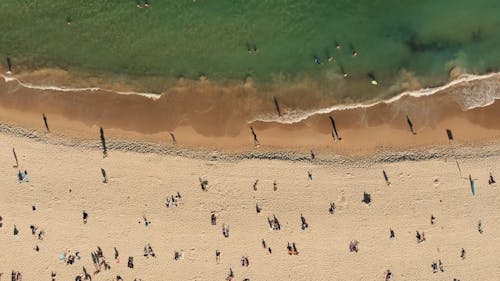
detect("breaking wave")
[250,72,500,124]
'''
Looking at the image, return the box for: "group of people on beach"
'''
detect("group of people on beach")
[17,170,29,183]
[2,122,498,281]
[165,192,182,208]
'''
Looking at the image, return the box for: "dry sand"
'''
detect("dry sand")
[0,128,499,280]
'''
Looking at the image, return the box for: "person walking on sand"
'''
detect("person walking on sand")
[216,250,220,263]
[23,170,30,183]
[273,180,277,191]
[489,172,496,184]
[329,202,336,214]
[222,224,229,238]
[300,214,309,230]
[385,270,392,281]
[82,211,88,224]
[256,203,262,213]
[250,126,260,146]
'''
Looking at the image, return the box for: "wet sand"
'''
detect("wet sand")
[0,70,499,156]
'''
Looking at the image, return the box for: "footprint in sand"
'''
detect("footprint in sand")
[337,190,348,210]
[433,178,440,187]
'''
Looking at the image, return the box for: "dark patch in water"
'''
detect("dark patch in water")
[471,29,483,42]
[405,34,462,53]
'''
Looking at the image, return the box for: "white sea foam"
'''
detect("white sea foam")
[250,72,500,124]
[1,74,161,100]
[2,71,499,124]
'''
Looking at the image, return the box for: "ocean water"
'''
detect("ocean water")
[0,0,499,102]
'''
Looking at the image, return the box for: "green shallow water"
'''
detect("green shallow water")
[0,0,499,100]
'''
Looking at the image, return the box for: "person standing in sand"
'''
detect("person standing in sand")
[82,211,88,224]
[489,172,496,184]
[389,228,395,239]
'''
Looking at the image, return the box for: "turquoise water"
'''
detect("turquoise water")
[0,0,499,99]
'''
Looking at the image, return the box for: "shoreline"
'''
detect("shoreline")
[0,67,499,157]
[3,68,500,122]
[1,122,499,166]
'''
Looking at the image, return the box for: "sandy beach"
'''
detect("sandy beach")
[1,68,500,281]
[0,125,499,280]
[1,69,500,157]
[2,1,500,279]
